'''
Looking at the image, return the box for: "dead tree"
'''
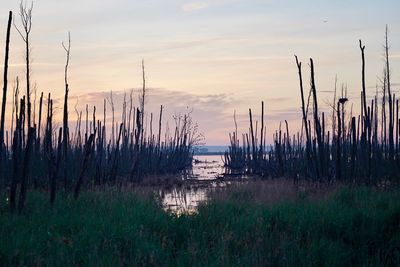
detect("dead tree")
[0,11,12,149]
[331,76,338,139]
[382,72,387,152]
[260,101,264,156]
[0,11,12,185]
[336,101,342,181]
[310,58,323,179]
[18,127,35,213]
[9,98,24,212]
[130,108,142,180]
[110,124,123,184]
[14,1,33,129]
[359,40,369,130]
[139,59,146,145]
[384,26,394,160]
[74,133,95,200]
[36,92,43,148]
[249,109,256,167]
[62,32,71,191]
[50,128,63,205]
[107,91,115,145]
[295,56,312,178]
[10,77,19,144]
[158,105,163,147]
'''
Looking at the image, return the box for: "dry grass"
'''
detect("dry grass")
[209,178,342,206]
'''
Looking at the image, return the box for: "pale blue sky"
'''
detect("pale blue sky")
[0,0,399,144]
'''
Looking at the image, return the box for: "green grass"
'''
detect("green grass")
[0,187,399,266]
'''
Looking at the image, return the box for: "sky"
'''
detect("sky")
[0,0,399,145]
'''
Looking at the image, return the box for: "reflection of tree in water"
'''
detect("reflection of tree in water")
[162,186,207,215]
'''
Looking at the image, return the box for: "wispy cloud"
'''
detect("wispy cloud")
[182,2,209,12]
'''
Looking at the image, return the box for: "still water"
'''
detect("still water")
[160,155,234,214]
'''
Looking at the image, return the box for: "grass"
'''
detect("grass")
[0,186,399,266]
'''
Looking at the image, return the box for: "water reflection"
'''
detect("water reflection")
[161,186,208,214]
[161,155,245,214]
[181,155,225,180]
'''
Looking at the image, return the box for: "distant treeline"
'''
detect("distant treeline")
[224,26,400,185]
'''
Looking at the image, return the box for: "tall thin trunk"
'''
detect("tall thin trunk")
[336,102,341,181]
[0,11,12,147]
[384,26,394,160]
[62,33,70,191]
[74,133,95,199]
[310,58,323,178]
[158,105,163,147]
[18,127,35,213]
[359,40,368,126]
[37,92,43,148]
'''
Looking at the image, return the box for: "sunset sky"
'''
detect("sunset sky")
[0,0,399,145]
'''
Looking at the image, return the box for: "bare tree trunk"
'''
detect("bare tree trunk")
[158,105,163,147]
[260,101,264,157]
[14,1,34,130]
[74,133,95,199]
[0,11,12,186]
[61,33,71,191]
[9,98,24,212]
[336,102,341,181]
[107,92,115,146]
[295,56,313,179]
[0,11,12,148]
[249,109,256,165]
[50,127,62,205]
[110,124,123,184]
[384,26,394,160]
[310,58,323,178]
[351,117,357,181]
[140,59,146,146]
[37,92,43,148]
[18,127,35,213]
[130,108,141,180]
[359,40,369,130]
